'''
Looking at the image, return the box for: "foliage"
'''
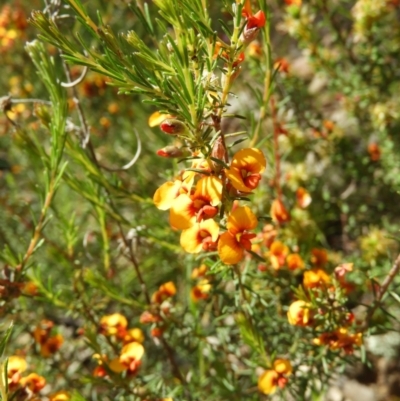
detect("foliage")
[0,0,400,400]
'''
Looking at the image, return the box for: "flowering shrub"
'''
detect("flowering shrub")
[1,0,400,400]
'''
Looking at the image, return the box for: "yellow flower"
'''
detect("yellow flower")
[269,241,289,269]
[286,253,305,270]
[100,313,128,336]
[170,176,222,230]
[109,342,145,374]
[287,300,312,326]
[20,373,46,393]
[225,148,266,192]
[153,179,191,211]
[151,281,177,303]
[7,355,27,387]
[218,206,258,264]
[180,219,219,253]
[191,279,212,302]
[123,328,145,344]
[49,391,70,401]
[303,268,330,289]
[258,359,292,395]
[273,359,292,375]
[258,369,279,395]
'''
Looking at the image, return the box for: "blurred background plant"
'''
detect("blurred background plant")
[0,0,400,400]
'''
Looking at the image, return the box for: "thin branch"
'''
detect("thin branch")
[360,253,400,331]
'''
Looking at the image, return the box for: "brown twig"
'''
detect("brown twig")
[360,253,400,331]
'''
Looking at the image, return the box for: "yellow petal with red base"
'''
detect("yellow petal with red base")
[218,231,245,264]
[170,177,222,229]
[180,219,219,253]
[258,369,278,395]
[227,206,258,234]
[287,300,312,326]
[226,148,266,193]
[194,176,223,206]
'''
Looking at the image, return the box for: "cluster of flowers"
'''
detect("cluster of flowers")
[33,319,64,358]
[154,147,266,265]
[0,5,27,53]
[6,355,69,401]
[287,261,363,355]
[94,313,146,377]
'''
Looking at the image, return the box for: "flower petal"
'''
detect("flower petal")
[218,231,244,264]
[170,194,195,229]
[227,206,258,233]
[153,181,182,210]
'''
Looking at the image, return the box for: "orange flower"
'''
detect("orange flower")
[191,279,212,302]
[310,248,327,267]
[109,342,144,374]
[152,281,177,304]
[170,176,223,229]
[218,206,258,264]
[286,253,304,270]
[180,219,219,253]
[225,148,266,193]
[368,143,381,161]
[269,241,289,269]
[100,313,128,337]
[270,199,290,223]
[258,359,292,395]
[20,373,46,393]
[191,264,208,279]
[296,187,311,208]
[40,333,64,357]
[274,58,290,73]
[303,268,330,289]
[287,300,312,326]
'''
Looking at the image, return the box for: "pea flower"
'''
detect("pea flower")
[296,187,312,208]
[258,359,292,395]
[218,206,258,264]
[269,241,289,269]
[20,373,46,394]
[180,219,219,253]
[99,313,128,337]
[170,176,223,230]
[303,268,330,289]
[286,253,305,270]
[109,342,145,374]
[225,148,266,193]
[287,300,313,326]
[270,198,290,223]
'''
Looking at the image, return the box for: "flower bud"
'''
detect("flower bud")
[160,119,187,135]
[156,146,185,158]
